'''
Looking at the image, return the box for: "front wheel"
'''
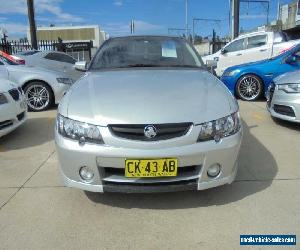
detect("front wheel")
[236,74,263,101]
[24,82,53,111]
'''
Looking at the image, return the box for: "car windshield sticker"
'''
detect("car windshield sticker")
[162,41,177,58]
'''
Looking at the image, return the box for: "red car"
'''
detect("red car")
[0,51,25,64]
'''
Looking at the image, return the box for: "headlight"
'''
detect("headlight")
[0,93,8,105]
[197,112,241,142]
[278,83,300,93]
[223,69,240,77]
[56,114,103,144]
[57,78,73,85]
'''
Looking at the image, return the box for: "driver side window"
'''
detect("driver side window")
[294,50,300,60]
[225,38,245,53]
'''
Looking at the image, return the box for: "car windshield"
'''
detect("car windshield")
[90,36,204,70]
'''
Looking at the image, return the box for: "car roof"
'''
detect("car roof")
[108,35,185,40]
[237,31,270,39]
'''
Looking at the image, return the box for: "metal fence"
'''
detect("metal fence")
[0,39,58,54]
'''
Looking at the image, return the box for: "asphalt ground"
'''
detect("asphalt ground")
[0,101,299,250]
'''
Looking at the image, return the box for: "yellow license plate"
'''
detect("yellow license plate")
[125,158,178,178]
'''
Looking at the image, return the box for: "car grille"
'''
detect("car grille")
[8,89,20,101]
[0,120,13,130]
[273,105,295,117]
[267,83,275,107]
[108,123,192,141]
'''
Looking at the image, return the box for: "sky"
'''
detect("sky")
[0,0,295,39]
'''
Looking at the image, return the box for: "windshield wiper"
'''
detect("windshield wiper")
[166,65,202,68]
[120,64,161,68]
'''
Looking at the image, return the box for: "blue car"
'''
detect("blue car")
[221,44,300,101]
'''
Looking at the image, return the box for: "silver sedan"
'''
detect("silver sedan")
[267,70,300,123]
[0,55,73,111]
[55,36,243,193]
[13,50,83,80]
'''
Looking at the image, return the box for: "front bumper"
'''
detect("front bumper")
[267,88,300,123]
[55,128,243,193]
[0,96,27,138]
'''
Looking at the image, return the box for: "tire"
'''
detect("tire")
[24,81,54,112]
[236,74,263,101]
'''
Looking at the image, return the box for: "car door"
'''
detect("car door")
[43,52,81,80]
[43,52,67,72]
[242,34,271,63]
[216,38,246,76]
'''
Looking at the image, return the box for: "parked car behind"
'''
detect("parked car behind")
[203,31,300,76]
[13,50,83,80]
[267,70,300,123]
[0,50,25,64]
[0,79,27,138]
[55,35,243,193]
[221,43,300,101]
[0,55,73,111]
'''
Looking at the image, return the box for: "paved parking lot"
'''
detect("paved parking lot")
[0,101,299,250]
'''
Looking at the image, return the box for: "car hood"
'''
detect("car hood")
[62,69,237,126]
[274,70,300,84]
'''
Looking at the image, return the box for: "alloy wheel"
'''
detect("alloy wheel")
[25,84,50,111]
[237,75,262,101]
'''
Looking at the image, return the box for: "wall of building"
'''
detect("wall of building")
[27,25,106,48]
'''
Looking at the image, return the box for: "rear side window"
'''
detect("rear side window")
[247,35,267,49]
[225,38,245,53]
[44,53,76,64]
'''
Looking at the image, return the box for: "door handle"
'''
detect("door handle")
[236,53,242,56]
[260,49,267,52]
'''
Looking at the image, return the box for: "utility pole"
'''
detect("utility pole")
[231,0,240,39]
[277,0,280,20]
[185,0,189,37]
[130,20,135,34]
[27,0,38,49]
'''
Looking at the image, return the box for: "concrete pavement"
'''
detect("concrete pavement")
[0,101,299,250]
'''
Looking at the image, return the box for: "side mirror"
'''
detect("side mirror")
[286,55,298,64]
[221,48,227,55]
[75,61,87,71]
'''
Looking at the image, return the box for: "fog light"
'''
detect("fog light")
[207,164,221,178]
[79,166,94,181]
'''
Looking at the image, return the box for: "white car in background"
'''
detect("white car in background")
[13,50,83,80]
[0,55,73,112]
[203,31,300,76]
[0,79,27,138]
